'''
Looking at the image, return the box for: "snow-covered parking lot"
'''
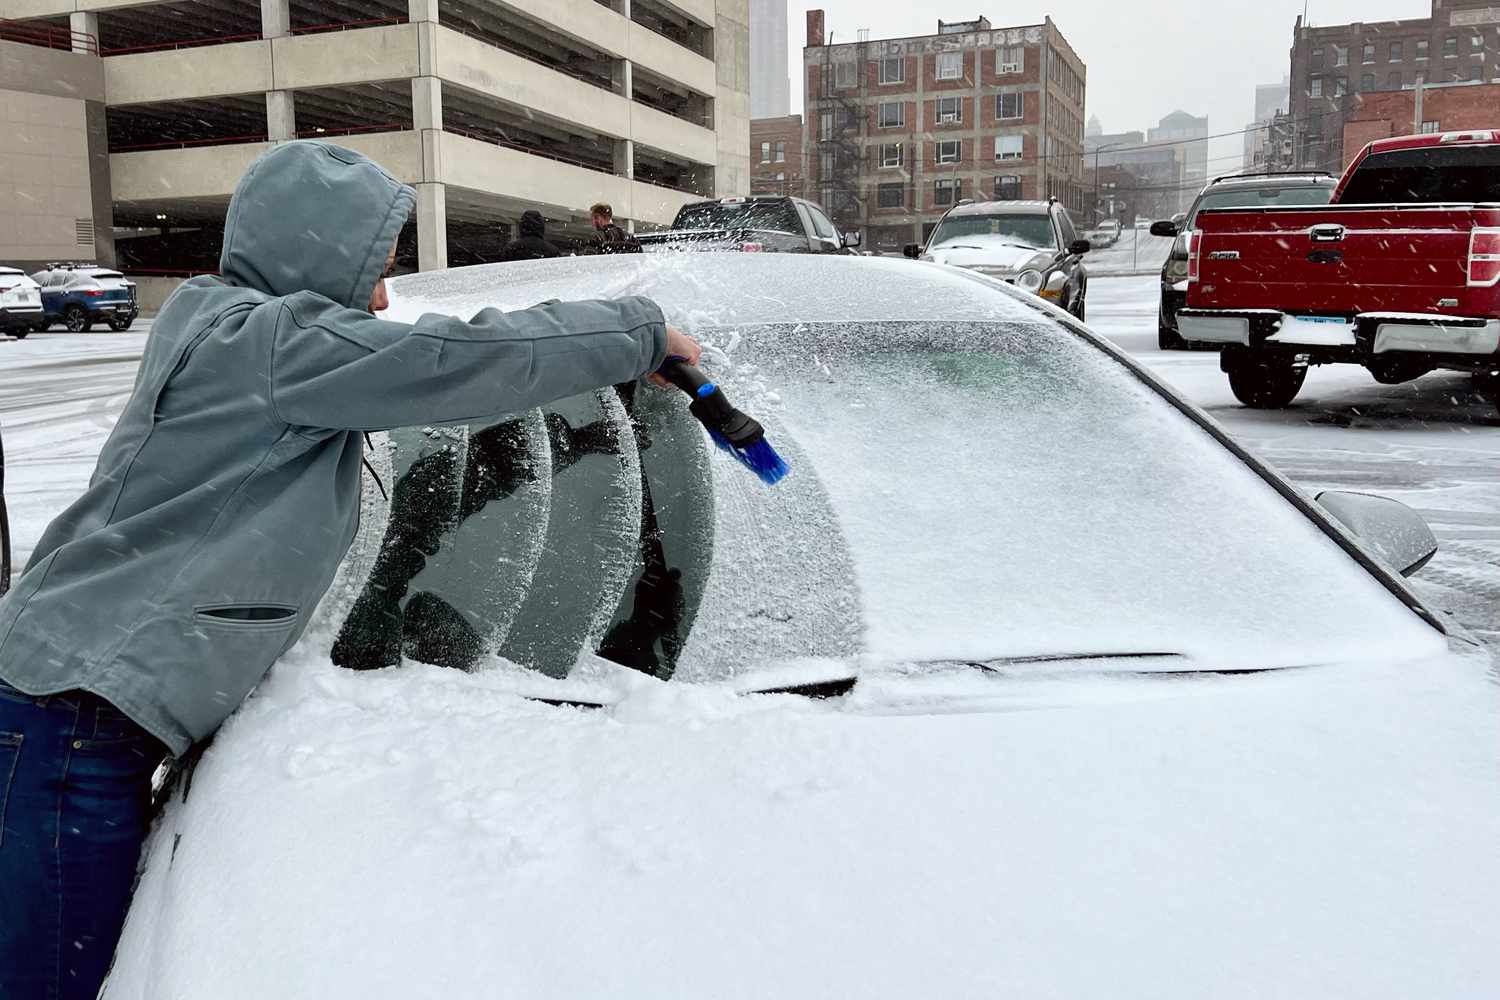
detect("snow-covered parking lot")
[5,278,1499,646]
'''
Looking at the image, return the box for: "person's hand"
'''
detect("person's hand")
[650,326,702,388]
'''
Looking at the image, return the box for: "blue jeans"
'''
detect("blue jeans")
[0,678,168,1000]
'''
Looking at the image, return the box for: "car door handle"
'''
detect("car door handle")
[1310,224,1346,242]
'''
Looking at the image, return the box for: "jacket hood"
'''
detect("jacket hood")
[519,210,546,238]
[219,140,416,309]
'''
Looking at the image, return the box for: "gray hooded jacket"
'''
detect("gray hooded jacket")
[0,141,666,755]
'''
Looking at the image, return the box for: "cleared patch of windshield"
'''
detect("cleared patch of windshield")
[1190,184,1333,222]
[930,215,1056,250]
[1339,145,1500,203]
[671,200,801,234]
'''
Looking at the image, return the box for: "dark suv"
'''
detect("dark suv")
[31,264,139,332]
[1151,173,1336,349]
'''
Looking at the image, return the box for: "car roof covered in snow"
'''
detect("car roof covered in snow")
[942,199,1054,217]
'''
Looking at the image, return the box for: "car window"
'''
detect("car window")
[1055,209,1078,246]
[1189,184,1334,224]
[805,204,838,242]
[929,214,1057,250]
[1338,144,1500,203]
[672,200,801,235]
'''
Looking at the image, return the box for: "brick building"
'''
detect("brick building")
[750,114,804,196]
[1342,80,1500,167]
[1289,0,1500,173]
[802,10,1087,254]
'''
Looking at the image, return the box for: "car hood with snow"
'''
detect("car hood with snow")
[922,233,1053,274]
[106,255,1500,999]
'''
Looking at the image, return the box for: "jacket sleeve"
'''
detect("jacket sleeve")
[269,293,668,431]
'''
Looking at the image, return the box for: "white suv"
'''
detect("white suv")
[0,267,44,339]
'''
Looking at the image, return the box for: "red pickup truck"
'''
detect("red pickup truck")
[1174,130,1500,410]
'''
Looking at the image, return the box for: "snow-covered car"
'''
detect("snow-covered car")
[903,199,1091,320]
[1087,218,1122,248]
[108,255,1500,1000]
[30,264,139,332]
[0,266,44,338]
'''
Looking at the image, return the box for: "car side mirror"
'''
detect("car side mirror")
[1067,239,1092,256]
[1315,490,1438,577]
[841,231,863,249]
[1149,221,1178,238]
[903,243,922,259]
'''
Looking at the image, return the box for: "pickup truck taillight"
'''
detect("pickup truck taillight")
[82,289,105,297]
[739,242,765,253]
[1470,228,1500,288]
[1185,230,1201,283]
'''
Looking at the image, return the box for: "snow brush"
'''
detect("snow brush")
[658,357,790,486]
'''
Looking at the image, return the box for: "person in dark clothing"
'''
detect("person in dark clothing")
[588,202,642,254]
[497,210,563,262]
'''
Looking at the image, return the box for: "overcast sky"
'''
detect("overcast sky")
[786,1,1425,168]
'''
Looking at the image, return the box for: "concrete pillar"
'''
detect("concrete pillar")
[412,76,442,132]
[69,11,97,53]
[260,0,289,38]
[408,0,439,22]
[266,90,296,142]
[613,138,634,179]
[416,182,447,271]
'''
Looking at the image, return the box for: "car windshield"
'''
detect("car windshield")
[1189,184,1333,223]
[929,214,1057,250]
[369,257,1443,682]
[1339,144,1500,203]
[671,200,802,234]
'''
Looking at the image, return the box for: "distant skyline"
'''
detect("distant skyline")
[785,1,1428,172]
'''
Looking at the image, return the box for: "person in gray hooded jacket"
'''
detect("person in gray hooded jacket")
[0,140,700,1000]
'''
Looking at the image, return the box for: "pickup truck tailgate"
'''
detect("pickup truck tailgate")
[1189,205,1500,315]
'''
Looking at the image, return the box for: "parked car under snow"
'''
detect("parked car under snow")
[106,255,1500,1000]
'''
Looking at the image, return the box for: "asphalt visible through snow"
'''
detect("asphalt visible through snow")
[3,288,1499,647]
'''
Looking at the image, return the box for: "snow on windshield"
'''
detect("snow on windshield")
[374,257,1441,675]
[930,214,1056,250]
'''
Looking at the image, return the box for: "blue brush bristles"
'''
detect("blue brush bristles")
[708,429,791,486]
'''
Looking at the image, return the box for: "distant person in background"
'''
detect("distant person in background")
[497,210,562,262]
[588,203,642,254]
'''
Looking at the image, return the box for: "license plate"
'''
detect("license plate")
[1295,315,1346,324]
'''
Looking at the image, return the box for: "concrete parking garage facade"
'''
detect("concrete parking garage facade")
[4,0,750,272]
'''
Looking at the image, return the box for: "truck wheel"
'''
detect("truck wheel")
[9,328,28,340]
[63,305,92,333]
[1225,350,1306,409]
[1367,357,1431,385]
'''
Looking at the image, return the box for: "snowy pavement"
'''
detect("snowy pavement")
[3,289,1499,646]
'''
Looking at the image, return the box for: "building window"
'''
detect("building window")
[1388,71,1403,89]
[1309,76,1323,97]
[821,150,836,178]
[760,142,770,163]
[997,46,1024,73]
[775,141,785,163]
[996,91,1023,119]
[936,52,962,80]
[880,56,904,84]
[936,96,962,124]
[1468,60,1484,81]
[877,183,904,208]
[994,134,1023,161]
[1334,45,1347,66]
[835,60,857,88]
[1362,43,1375,63]
[1444,36,1457,57]
[1420,120,1439,133]
[1333,77,1347,96]
[1310,46,1324,62]
[934,178,963,206]
[819,111,834,140]
[936,139,960,164]
[1360,72,1375,91]
[878,102,904,128]
[880,142,903,167]
[994,174,1022,199]
[1416,39,1428,60]
[1472,34,1485,52]
[1390,41,1403,61]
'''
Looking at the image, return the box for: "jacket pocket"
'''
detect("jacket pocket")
[0,732,21,850]
[193,603,300,629]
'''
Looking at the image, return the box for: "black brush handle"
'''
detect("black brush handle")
[657,357,765,448]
